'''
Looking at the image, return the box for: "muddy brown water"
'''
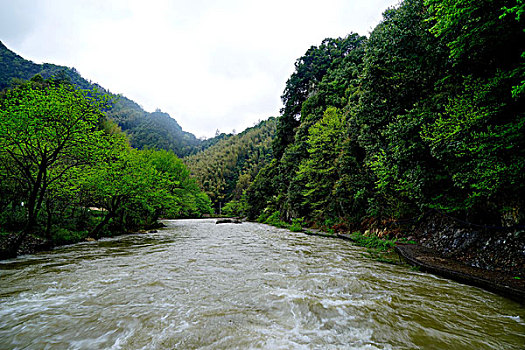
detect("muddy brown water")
[1,219,524,349]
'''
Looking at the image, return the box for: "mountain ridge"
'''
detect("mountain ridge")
[0,41,202,157]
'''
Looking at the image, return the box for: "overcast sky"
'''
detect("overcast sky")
[1,0,398,138]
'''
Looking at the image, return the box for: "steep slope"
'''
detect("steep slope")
[0,41,93,90]
[104,94,201,157]
[0,41,201,157]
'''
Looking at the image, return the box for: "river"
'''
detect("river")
[0,219,523,349]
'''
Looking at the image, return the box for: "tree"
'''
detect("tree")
[420,75,525,218]
[294,107,345,220]
[270,34,366,220]
[425,0,524,74]
[184,118,276,212]
[501,0,525,97]
[421,0,525,220]
[0,82,109,250]
[350,0,451,218]
[244,159,280,220]
[273,35,364,159]
[147,148,212,218]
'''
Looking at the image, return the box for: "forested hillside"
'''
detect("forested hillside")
[104,95,202,157]
[238,0,525,231]
[184,118,277,213]
[0,42,92,90]
[0,41,202,157]
[2,0,523,260]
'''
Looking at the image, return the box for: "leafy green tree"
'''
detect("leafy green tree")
[81,144,213,238]
[147,148,212,218]
[273,35,364,159]
[421,76,525,217]
[81,146,167,237]
[501,0,525,97]
[421,0,525,221]
[0,82,109,245]
[425,0,524,73]
[222,199,247,217]
[271,34,366,220]
[294,107,345,220]
[244,159,280,220]
[352,0,450,218]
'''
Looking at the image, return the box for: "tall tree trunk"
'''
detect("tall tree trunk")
[88,211,115,239]
[45,198,53,238]
[25,159,47,234]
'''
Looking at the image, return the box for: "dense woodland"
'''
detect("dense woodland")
[231,0,525,231]
[0,77,212,257]
[1,0,524,257]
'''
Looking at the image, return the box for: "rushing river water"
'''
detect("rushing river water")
[0,219,524,349]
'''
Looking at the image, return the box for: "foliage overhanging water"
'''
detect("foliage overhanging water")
[1,220,524,349]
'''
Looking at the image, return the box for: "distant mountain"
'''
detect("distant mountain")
[104,94,201,157]
[0,41,201,157]
[0,41,93,90]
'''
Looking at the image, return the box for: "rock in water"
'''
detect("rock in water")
[216,218,242,224]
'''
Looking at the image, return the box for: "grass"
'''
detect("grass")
[349,231,417,264]
[289,218,304,232]
[258,211,303,231]
[261,211,289,228]
[349,231,396,251]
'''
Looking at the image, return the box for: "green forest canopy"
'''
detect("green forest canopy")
[184,118,276,213]
[1,0,524,245]
[236,0,524,229]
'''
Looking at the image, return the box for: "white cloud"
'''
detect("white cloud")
[0,0,398,138]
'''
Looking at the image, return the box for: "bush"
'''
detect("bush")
[0,205,27,231]
[256,209,272,223]
[222,200,245,217]
[51,228,88,245]
[349,231,396,251]
[289,218,304,232]
[263,211,288,228]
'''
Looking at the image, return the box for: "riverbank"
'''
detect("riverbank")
[396,243,525,303]
[0,222,166,260]
[0,232,52,258]
[410,213,525,276]
[257,213,524,303]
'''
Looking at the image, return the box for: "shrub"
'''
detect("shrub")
[289,218,304,232]
[263,211,288,228]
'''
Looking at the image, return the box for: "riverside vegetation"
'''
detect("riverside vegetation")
[1,0,524,273]
[243,0,525,228]
[0,78,212,258]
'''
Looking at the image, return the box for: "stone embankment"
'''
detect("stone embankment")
[297,214,525,302]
